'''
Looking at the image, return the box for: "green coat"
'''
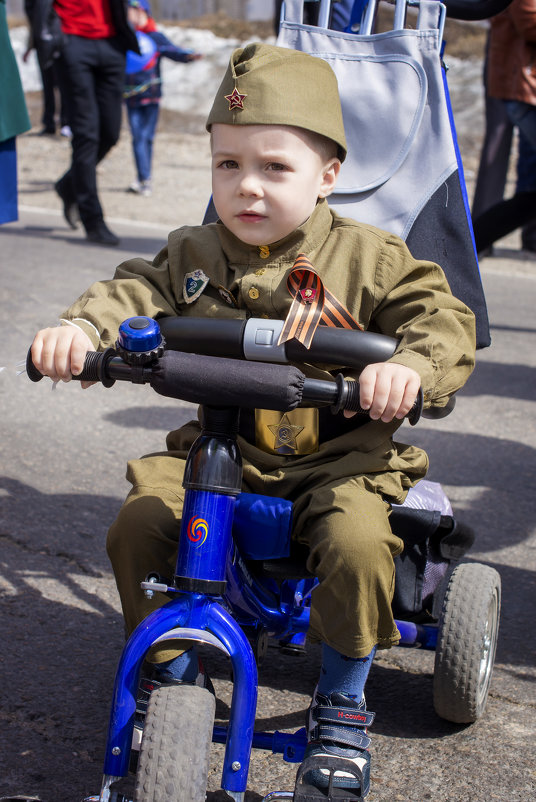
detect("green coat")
[0,1,31,143]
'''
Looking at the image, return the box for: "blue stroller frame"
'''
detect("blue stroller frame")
[27,0,509,799]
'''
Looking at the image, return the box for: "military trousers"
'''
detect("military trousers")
[106,421,426,662]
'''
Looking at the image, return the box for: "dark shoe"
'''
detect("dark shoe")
[54,181,80,230]
[301,690,374,797]
[39,127,56,136]
[130,659,214,769]
[86,221,120,246]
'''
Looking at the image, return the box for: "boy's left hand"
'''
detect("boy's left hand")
[344,363,421,423]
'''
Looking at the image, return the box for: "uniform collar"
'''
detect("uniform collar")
[216,199,334,266]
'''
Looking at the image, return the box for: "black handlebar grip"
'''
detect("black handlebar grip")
[25,347,116,387]
[26,349,44,382]
[333,375,423,425]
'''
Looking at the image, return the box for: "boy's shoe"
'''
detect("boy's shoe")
[128,180,142,194]
[302,689,374,797]
[130,657,214,766]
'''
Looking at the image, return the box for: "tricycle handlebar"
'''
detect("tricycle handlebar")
[26,347,424,425]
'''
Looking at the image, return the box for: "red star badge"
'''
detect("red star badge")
[225,87,247,111]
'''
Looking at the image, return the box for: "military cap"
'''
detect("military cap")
[206,43,347,161]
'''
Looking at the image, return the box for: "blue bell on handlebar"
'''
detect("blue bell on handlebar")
[115,316,165,365]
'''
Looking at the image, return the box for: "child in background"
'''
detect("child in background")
[125,0,202,196]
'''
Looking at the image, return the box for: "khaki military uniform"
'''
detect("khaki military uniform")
[63,200,476,659]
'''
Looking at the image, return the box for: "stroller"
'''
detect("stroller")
[26,0,508,800]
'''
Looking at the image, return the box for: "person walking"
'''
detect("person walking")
[33,0,139,246]
[472,0,536,254]
[124,0,202,198]
[24,0,71,137]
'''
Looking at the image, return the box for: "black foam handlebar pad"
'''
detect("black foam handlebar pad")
[150,350,305,411]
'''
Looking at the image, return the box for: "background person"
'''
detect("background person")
[124,0,202,197]
[24,0,71,137]
[35,0,139,246]
[472,0,536,253]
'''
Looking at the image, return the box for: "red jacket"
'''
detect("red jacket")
[488,0,536,105]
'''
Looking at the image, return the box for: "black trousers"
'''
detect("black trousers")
[56,35,125,230]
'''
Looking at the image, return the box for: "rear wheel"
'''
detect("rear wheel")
[134,684,215,802]
[433,562,501,723]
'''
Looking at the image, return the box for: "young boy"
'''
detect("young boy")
[124,0,202,196]
[30,43,476,797]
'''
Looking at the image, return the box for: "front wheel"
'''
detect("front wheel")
[433,562,501,724]
[134,684,215,802]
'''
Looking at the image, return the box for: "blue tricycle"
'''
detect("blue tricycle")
[27,314,501,802]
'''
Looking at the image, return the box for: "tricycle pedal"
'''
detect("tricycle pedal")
[293,755,367,801]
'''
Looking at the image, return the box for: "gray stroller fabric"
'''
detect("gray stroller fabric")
[277,0,490,347]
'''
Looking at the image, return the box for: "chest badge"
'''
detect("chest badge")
[183,269,209,304]
[218,285,238,307]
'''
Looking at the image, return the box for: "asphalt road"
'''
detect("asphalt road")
[0,208,535,802]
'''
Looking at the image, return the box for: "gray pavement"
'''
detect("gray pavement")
[0,208,535,802]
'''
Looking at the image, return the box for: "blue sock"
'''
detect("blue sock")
[153,647,198,682]
[317,643,377,702]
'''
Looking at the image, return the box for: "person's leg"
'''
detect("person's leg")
[38,59,57,133]
[293,479,402,795]
[56,35,103,230]
[106,453,201,680]
[471,94,513,219]
[473,191,536,253]
[127,105,145,184]
[505,99,536,151]
[296,480,402,658]
[516,129,536,251]
[93,37,125,166]
[141,103,159,185]
[53,58,72,130]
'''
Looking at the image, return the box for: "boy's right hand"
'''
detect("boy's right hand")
[30,326,96,388]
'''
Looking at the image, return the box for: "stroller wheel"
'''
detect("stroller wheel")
[433,562,501,723]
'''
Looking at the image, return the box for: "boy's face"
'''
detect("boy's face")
[211,123,340,246]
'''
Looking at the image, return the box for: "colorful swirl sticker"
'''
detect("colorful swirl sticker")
[187,516,209,547]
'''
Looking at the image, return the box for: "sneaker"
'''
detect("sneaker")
[301,689,374,797]
[128,180,142,194]
[140,180,152,197]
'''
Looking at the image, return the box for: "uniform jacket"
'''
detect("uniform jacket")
[124,30,194,107]
[60,200,476,503]
[488,0,536,105]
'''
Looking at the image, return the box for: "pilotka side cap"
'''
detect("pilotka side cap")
[206,42,347,162]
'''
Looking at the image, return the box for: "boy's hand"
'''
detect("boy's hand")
[344,363,421,422]
[30,326,96,388]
